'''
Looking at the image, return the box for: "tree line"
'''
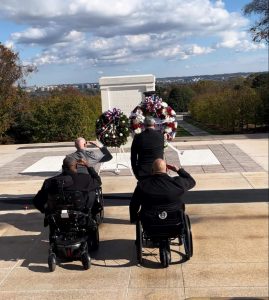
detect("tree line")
[0,43,101,144]
[0,42,268,144]
[157,73,268,134]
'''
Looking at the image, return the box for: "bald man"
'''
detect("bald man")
[69,137,113,174]
[129,158,196,223]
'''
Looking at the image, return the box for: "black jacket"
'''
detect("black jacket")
[129,168,196,223]
[33,167,101,213]
[131,128,164,179]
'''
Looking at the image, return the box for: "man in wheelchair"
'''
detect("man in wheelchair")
[129,158,196,266]
[33,156,102,215]
[33,156,103,271]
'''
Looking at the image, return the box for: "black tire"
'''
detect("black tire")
[167,242,171,264]
[97,188,104,224]
[81,252,91,270]
[95,208,104,225]
[48,253,56,272]
[159,243,169,268]
[100,207,104,223]
[136,220,143,264]
[183,214,193,260]
[88,228,99,251]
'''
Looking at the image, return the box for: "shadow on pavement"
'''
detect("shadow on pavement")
[91,239,136,267]
[0,195,35,211]
[103,217,130,225]
[1,189,268,211]
[0,211,49,271]
[103,188,269,204]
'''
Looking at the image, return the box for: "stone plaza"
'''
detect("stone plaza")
[0,132,268,300]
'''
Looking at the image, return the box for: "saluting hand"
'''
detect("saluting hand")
[77,159,89,167]
[166,164,180,172]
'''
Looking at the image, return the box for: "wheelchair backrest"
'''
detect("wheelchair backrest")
[140,206,183,226]
[47,190,87,212]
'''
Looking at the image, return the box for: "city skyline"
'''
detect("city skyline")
[0,0,267,86]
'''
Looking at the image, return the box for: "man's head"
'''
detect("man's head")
[152,158,167,174]
[62,156,77,173]
[144,116,156,128]
[75,137,86,150]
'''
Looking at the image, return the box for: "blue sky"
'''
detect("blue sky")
[0,0,267,86]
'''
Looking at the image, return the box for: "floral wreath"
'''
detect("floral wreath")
[96,108,130,147]
[129,94,177,140]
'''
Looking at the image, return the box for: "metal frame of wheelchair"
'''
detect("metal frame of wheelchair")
[135,210,193,268]
[46,187,104,272]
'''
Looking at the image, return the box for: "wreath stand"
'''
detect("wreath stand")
[98,146,134,175]
[166,142,184,155]
[114,146,133,175]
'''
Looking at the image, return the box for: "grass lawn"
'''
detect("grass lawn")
[176,126,192,136]
[185,117,269,134]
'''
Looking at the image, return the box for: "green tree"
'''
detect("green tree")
[243,0,269,43]
[250,73,269,125]
[0,44,35,141]
[155,85,169,101]
[10,90,102,143]
[167,86,195,112]
[189,83,263,133]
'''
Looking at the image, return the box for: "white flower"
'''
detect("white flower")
[137,108,143,115]
[113,135,115,138]
[137,115,145,122]
[162,102,168,108]
[164,117,175,123]
[164,127,172,133]
[119,133,123,136]
[125,128,128,131]
[105,134,108,137]
[134,128,142,134]
[171,109,176,115]
[174,122,178,128]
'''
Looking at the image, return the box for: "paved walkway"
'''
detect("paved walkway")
[0,135,268,299]
[176,115,209,136]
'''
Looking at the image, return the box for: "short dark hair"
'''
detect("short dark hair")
[63,156,77,169]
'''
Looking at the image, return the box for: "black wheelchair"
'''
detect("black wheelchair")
[92,187,104,225]
[45,186,104,272]
[135,206,193,268]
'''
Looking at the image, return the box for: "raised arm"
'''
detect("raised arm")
[167,164,196,191]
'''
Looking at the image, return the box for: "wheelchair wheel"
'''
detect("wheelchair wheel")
[81,252,91,270]
[88,227,99,251]
[136,220,143,264]
[48,253,56,272]
[182,213,193,260]
[100,207,104,224]
[159,241,170,268]
[94,188,104,224]
[95,208,104,225]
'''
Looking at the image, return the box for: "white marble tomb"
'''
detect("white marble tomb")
[99,74,155,116]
